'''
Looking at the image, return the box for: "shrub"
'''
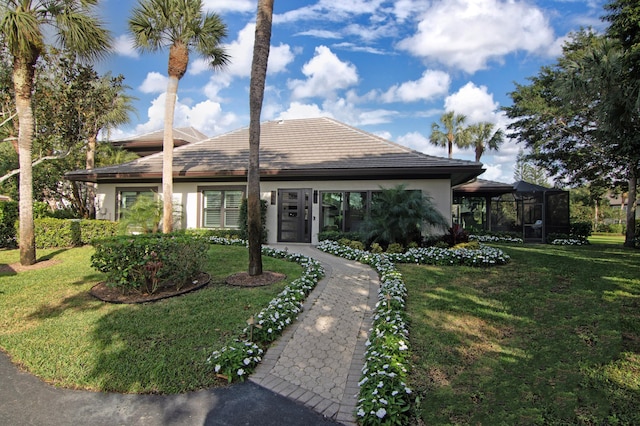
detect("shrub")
[184,228,243,240]
[349,240,365,250]
[91,233,208,293]
[238,198,268,243]
[317,230,363,243]
[386,243,404,254]
[570,221,592,239]
[452,241,480,250]
[441,224,469,247]
[370,242,384,254]
[609,223,625,234]
[0,201,18,248]
[79,220,119,244]
[34,218,82,248]
[118,194,162,234]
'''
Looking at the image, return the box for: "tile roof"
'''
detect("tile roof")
[67,117,484,184]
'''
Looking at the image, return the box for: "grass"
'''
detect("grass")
[402,241,640,425]
[589,232,626,246]
[0,245,302,394]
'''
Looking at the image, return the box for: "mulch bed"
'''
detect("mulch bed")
[90,272,211,304]
[225,271,286,287]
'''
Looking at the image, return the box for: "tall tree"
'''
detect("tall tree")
[0,0,111,265]
[466,122,504,162]
[247,0,274,276]
[505,29,640,247]
[513,149,550,187]
[429,111,469,159]
[129,0,229,233]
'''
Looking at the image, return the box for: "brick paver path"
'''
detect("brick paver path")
[250,245,378,425]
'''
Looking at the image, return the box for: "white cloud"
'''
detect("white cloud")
[397,0,556,73]
[444,82,500,124]
[397,131,446,157]
[203,0,255,14]
[133,93,240,137]
[211,23,294,80]
[139,72,168,94]
[277,102,329,120]
[288,45,358,100]
[382,70,450,103]
[113,34,138,58]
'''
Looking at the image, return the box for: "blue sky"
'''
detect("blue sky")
[97,0,608,183]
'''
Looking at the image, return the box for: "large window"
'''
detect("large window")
[201,188,244,229]
[117,187,158,219]
[320,191,372,233]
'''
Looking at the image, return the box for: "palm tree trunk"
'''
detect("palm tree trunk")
[162,76,178,233]
[247,0,274,276]
[85,132,97,219]
[13,57,37,265]
[623,166,637,248]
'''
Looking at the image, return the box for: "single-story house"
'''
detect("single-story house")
[110,127,209,157]
[66,117,484,244]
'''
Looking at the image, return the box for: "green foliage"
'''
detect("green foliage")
[91,233,208,293]
[349,240,365,250]
[34,218,82,248]
[30,218,118,248]
[370,242,384,254]
[183,228,242,240]
[79,220,119,244]
[361,184,449,247]
[0,201,18,248]
[452,241,480,250]
[238,198,267,242]
[386,243,405,254]
[118,194,162,234]
[570,221,593,239]
[317,230,362,242]
[441,224,470,247]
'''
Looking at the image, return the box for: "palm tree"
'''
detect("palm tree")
[467,122,504,162]
[429,111,470,159]
[128,0,229,233]
[247,0,274,276]
[0,0,111,265]
[82,73,135,218]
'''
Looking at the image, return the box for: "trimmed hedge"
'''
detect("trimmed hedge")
[91,233,209,293]
[33,218,120,248]
[0,201,18,248]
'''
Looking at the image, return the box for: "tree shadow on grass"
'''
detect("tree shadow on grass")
[404,243,640,424]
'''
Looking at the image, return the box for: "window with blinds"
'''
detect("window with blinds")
[203,190,244,229]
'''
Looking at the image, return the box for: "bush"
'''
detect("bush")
[386,242,404,253]
[0,201,18,248]
[441,224,469,247]
[452,241,480,250]
[349,240,365,250]
[79,220,119,244]
[609,223,625,234]
[370,242,384,254]
[238,198,268,243]
[91,233,209,293]
[183,228,243,240]
[570,221,592,239]
[35,218,82,248]
[317,230,362,242]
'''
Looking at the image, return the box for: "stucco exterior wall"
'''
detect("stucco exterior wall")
[94,178,452,244]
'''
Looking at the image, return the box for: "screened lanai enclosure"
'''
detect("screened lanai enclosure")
[453,180,570,243]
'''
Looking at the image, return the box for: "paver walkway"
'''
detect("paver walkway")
[251,245,379,425]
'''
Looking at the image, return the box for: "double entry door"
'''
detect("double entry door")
[277,189,311,243]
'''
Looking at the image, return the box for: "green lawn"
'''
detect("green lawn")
[402,241,640,425]
[0,245,301,394]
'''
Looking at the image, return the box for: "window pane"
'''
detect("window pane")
[346,192,367,232]
[225,210,240,228]
[321,192,343,231]
[205,191,222,209]
[225,191,243,209]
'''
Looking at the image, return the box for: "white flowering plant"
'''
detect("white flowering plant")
[469,234,523,244]
[550,238,587,245]
[207,340,263,383]
[207,240,324,383]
